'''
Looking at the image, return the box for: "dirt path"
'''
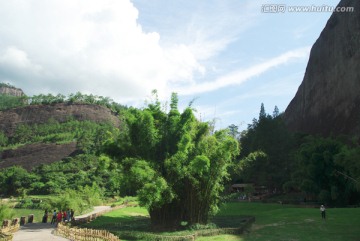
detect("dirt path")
[12,206,112,241]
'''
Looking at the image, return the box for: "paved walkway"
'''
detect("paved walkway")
[12,222,69,241]
[12,206,112,241]
[74,206,112,219]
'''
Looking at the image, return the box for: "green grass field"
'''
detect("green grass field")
[210,202,360,241]
[83,206,150,230]
[11,209,45,223]
[85,202,360,241]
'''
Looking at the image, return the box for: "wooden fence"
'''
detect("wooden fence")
[57,222,120,241]
[55,204,134,240]
[0,218,20,241]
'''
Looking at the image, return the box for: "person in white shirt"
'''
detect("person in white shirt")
[320,205,326,220]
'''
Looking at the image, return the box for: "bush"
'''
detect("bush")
[15,198,34,209]
[14,198,52,210]
[0,203,14,222]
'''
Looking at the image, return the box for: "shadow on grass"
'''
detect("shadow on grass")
[211,216,253,228]
[81,214,254,240]
[81,215,151,232]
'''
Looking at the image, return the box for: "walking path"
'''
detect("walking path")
[12,206,112,241]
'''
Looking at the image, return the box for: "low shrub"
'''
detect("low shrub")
[0,203,14,222]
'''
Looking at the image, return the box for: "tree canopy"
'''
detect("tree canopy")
[104,92,239,227]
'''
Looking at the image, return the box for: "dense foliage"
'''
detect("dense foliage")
[0,117,121,197]
[235,104,295,190]
[29,92,126,113]
[286,136,360,205]
[104,92,239,227]
[0,153,121,197]
[234,104,360,205]
[0,94,27,111]
[0,203,14,222]
[6,119,116,153]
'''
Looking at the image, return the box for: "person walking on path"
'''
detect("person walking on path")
[66,209,71,222]
[57,210,63,223]
[42,210,48,223]
[50,210,57,224]
[70,209,75,221]
[320,205,326,220]
[62,210,66,222]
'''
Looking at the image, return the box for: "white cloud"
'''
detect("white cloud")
[0,47,42,72]
[174,47,311,96]
[0,0,207,101]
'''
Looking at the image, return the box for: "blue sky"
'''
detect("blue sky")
[0,0,341,130]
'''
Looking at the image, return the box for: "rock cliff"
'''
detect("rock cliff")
[0,142,78,171]
[0,103,121,137]
[283,0,360,137]
[0,86,25,97]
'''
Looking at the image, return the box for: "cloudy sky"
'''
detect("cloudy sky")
[0,0,341,129]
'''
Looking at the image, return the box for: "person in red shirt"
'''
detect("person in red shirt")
[57,210,63,223]
[62,210,67,222]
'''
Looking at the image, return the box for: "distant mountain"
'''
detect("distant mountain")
[0,84,121,170]
[283,0,360,138]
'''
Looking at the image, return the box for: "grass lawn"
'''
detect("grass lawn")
[11,209,45,223]
[84,202,360,241]
[83,206,150,230]
[204,202,360,241]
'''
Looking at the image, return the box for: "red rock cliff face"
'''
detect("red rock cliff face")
[0,103,120,136]
[283,0,360,137]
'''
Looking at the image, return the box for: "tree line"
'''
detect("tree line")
[0,89,126,113]
[232,103,360,206]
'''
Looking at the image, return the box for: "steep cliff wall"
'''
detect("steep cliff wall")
[0,142,78,171]
[283,0,360,137]
[0,86,25,97]
[0,103,121,136]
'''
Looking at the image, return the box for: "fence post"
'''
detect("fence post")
[28,214,34,224]
[2,219,9,228]
[11,218,19,226]
[20,217,26,226]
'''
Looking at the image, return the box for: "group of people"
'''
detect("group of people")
[42,209,75,224]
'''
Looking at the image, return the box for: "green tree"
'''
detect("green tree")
[104,93,239,227]
[273,105,280,117]
[236,104,294,190]
[289,136,360,205]
[228,124,240,140]
[335,144,360,191]
[259,103,266,120]
[0,166,39,196]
